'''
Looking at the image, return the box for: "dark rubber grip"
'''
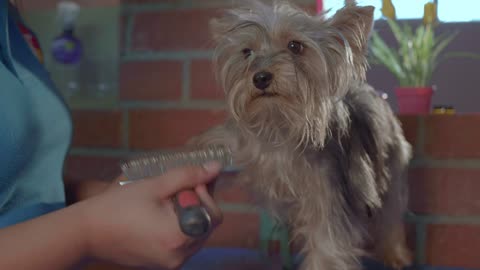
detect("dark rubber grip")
[172,190,212,238]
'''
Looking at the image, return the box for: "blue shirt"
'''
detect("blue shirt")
[0,1,72,228]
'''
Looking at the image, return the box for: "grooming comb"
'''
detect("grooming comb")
[119,145,238,238]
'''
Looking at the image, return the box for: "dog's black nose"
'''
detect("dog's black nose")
[253,71,273,90]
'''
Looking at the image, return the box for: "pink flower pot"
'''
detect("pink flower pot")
[395,87,434,115]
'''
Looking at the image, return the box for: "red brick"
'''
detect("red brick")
[129,109,227,150]
[426,224,480,269]
[206,212,259,248]
[129,3,318,51]
[71,110,123,148]
[405,223,416,255]
[398,115,418,150]
[64,156,123,182]
[131,9,219,51]
[409,168,480,216]
[120,61,183,101]
[190,60,224,100]
[424,115,480,159]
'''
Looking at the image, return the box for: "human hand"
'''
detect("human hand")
[76,162,223,269]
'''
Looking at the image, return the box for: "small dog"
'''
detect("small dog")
[190,1,413,269]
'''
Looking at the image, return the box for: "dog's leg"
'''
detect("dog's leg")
[371,162,412,270]
[295,221,364,270]
[375,224,412,270]
[187,124,235,147]
[293,195,365,270]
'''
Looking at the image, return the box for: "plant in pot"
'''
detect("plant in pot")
[369,1,478,115]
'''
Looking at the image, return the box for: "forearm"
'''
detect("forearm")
[0,204,89,270]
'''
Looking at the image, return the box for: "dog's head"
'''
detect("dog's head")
[211,0,374,148]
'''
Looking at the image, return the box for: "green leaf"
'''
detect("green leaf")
[386,19,405,43]
[368,18,479,87]
[370,31,406,82]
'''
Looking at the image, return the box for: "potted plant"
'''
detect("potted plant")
[369,1,479,114]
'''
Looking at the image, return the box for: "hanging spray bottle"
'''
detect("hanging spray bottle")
[51,1,82,65]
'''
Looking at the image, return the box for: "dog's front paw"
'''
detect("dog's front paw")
[187,126,239,153]
[380,244,413,270]
[185,135,204,147]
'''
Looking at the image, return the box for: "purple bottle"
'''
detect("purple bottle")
[51,1,82,65]
[51,28,82,65]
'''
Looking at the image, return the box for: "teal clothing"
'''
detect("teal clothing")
[0,1,72,227]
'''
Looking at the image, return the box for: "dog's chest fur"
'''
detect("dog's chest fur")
[229,84,396,221]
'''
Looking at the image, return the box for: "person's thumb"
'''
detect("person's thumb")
[146,161,222,199]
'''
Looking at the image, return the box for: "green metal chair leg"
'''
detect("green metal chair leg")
[259,210,294,269]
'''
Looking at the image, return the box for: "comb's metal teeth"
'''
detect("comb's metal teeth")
[120,146,236,181]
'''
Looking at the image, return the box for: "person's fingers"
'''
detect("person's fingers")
[180,240,207,263]
[113,174,127,182]
[195,184,223,228]
[145,161,222,199]
[152,200,198,252]
[160,184,223,252]
[206,180,217,196]
[106,174,128,191]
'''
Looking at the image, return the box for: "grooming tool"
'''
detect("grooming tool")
[119,146,238,238]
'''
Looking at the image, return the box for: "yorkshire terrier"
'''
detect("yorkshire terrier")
[190,1,413,269]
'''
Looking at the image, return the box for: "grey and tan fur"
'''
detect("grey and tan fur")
[189,1,413,269]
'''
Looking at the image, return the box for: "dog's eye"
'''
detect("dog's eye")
[242,48,253,58]
[287,40,304,55]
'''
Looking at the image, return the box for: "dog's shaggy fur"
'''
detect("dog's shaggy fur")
[190,1,413,269]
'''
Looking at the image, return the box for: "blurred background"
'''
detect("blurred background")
[17,0,480,269]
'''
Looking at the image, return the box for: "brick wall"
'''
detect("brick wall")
[403,115,480,269]
[45,1,480,269]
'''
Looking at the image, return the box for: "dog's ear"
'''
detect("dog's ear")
[209,8,243,43]
[328,4,374,55]
[210,0,265,43]
[209,17,230,43]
